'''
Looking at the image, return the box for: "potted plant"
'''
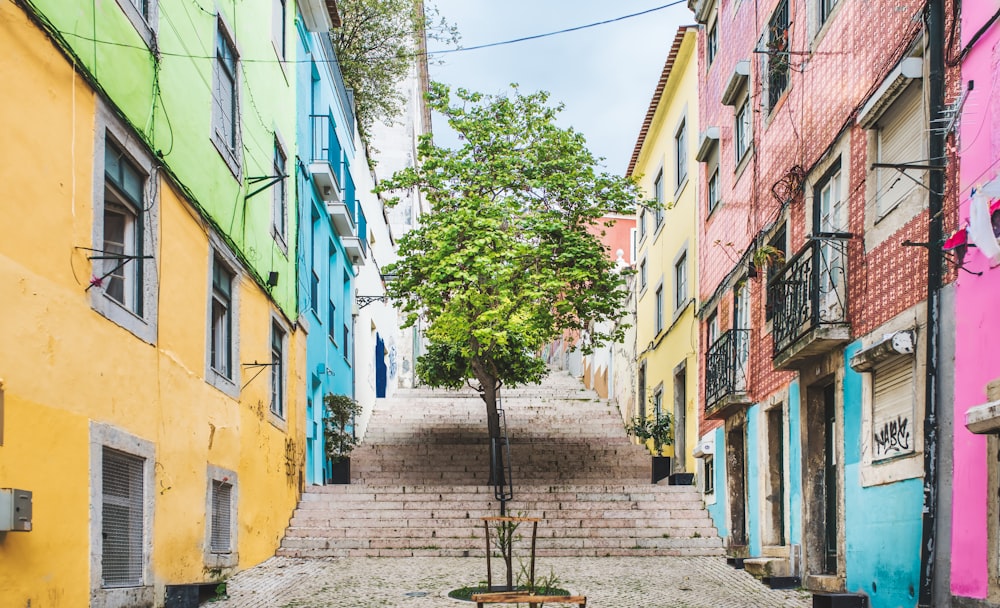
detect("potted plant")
[323,394,361,484]
[626,411,673,484]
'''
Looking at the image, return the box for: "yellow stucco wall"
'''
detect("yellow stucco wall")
[632,28,700,471]
[0,3,304,605]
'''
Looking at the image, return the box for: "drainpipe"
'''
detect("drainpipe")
[918,0,945,605]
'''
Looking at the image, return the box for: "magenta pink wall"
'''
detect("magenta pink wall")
[950,5,1000,599]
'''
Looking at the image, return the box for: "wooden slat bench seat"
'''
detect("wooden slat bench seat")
[472,591,587,607]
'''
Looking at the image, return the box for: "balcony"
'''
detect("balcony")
[341,236,366,266]
[308,114,343,203]
[705,329,752,420]
[767,236,851,370]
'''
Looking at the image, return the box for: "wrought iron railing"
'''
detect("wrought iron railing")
[705,329,750,409]
[767,235,849,357]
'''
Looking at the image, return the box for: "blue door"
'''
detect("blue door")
[375,334,387,398]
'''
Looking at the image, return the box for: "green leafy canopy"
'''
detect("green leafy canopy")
[378,83,641,393]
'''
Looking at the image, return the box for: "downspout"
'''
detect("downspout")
[918,0,945,604]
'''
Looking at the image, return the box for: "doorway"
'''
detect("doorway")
[804,379,839,575]
[727,420,748,550]
[375,334,387,398]
[765,405,786,547]
[674,363,687,473]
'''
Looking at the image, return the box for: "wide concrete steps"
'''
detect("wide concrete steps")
[277,485,723,558]
[277,370,722,559]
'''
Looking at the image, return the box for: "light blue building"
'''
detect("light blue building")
[295,0,368,485]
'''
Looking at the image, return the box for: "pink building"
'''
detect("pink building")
[950,6,1000,606]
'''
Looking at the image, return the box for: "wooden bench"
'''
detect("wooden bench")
[472,591,587,607]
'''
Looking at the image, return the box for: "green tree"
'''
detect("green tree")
[378,83,641,485]
[334,0,458,144]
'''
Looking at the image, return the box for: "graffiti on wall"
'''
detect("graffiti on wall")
[873,415,911,458]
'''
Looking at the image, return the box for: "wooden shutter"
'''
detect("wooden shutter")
[872,356,915,460]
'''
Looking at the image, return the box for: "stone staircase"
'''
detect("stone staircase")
[277,370,724,558]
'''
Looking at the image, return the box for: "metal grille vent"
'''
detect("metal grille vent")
[211,480,232,553]
[102,447,144,588]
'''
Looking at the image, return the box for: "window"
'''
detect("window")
[272,137,287,246]
[101,140,145,315]
[210,257,234,380]
[708,167,720,213]
[205,465,238,567]
[655,284,665,334]
[653,385,664,418]
[328,300,337,343]
[704,454,715,493]
[638,208,647,241]
[101,447,145,587]
[270,321,286,418]
[674,253,688,310]
[212,20,240,173]
[872,356,916,461]
[707,311,719,347]
[92,106,159,344]
[272,0,287,59]
[765,223,787,321]
[735,94,752,163]
[210,480,233,553]
[873,82,924,218]
[654,170,665,228]
[342,270,352,360]
[675,119,688,188]
[639,259,648,291]
[90,423,154,606]
[638,362,647,419]
[114,0,157,48]
[819,0,838,26]
[765,0,790,111]
[706,20,718,67]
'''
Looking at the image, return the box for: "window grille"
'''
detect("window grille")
[766,0,790,110]
[210,480,232,553]
[102,447,144,588]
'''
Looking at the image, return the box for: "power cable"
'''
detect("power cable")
[426,1,688,55]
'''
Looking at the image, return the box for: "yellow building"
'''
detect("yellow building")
[628,26,700,477]
[0,2,304,605]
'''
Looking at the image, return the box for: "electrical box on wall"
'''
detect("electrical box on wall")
[0,488,32,531]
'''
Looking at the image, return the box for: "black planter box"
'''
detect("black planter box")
[652,456,672,484]
[812,593,868,608]
[668,472,695,486]
[327,458,351,484]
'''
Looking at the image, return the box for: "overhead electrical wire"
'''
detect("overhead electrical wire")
[425,1,688,55]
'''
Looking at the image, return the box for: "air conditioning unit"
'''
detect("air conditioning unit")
[0,489,32,531]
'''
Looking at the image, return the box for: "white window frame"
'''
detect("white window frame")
[206,239,241,397]
[735,92,752,165]
[114,0,158,49]
[653,170,665,229]
[674,250,688,312]
[655,281,665,334]
[90,422,155,608]
[91,100,159,345]
[212,17,242,177]
[269,315,289,426]
[638,257,648,294]
[272,0,287,60]
[272,134,288,250]
[205,465,239,568]
[675,118,688,190]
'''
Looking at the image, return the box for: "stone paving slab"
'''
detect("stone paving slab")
[212,556,812,608]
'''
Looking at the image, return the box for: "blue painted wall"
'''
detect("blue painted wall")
[746,404,762,556]
[296,17,358,485]
[707,426,728,537]
[842,341,922,608]
[787,379,803,547]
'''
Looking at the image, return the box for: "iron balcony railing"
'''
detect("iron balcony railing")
[705,328,750,409]
[767,235,849,357]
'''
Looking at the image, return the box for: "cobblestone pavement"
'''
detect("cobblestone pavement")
[212,556,812,608]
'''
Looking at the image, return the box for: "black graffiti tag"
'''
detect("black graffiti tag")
[874,415,911,456]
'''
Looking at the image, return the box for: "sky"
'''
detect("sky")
[426,1,696,176]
